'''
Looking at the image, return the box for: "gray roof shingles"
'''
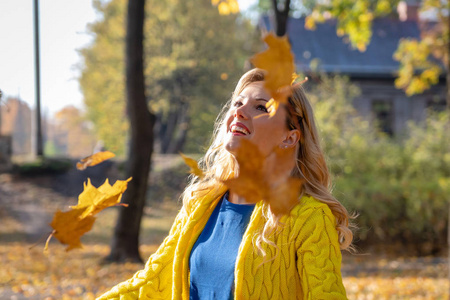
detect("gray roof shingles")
[261,16,422,77]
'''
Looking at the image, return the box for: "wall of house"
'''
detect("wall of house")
[352,79,446,135]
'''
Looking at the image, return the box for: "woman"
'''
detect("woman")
[97,68,353,300]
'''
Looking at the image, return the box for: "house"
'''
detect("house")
[260,5,446,135]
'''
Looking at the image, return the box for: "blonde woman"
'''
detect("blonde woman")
[97,68,352,300]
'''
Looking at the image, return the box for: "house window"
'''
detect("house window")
[426,96,446,112]
[372,100,393,135]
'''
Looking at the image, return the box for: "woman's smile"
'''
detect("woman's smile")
[229,122,250,136]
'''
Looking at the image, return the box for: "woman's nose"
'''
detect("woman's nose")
[234,105,248,119]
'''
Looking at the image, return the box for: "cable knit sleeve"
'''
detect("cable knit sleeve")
[295,203,347,300]
[95,210,186,300]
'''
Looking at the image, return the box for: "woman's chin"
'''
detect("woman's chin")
[224,135,246,154]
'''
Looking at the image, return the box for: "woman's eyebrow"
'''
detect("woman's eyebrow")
[236,95,269,102]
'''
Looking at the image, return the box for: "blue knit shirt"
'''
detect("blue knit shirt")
[189,193,255,300]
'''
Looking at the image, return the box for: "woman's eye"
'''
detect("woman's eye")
[257,105,268,113]
[233,101,243,107]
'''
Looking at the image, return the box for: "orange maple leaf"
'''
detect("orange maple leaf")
[46,177,131,251]
[70,177,132,218]
[222,140,303,214]
[47,208,96,252]
[251,33,295,107]
[222,140,265,204]
[76,151,115,170]
[180,153,205,179]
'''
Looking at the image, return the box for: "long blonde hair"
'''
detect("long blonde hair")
[181,68,353,251]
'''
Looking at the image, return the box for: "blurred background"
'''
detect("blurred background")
[0,0,449,299]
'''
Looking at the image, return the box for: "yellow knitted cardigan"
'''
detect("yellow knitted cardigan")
[96,186,347,300]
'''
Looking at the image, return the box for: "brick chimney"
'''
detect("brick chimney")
[397,1,420,22]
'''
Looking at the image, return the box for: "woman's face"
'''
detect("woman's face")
[224,81,295,157]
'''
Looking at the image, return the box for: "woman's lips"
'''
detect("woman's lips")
[230,122,250,135]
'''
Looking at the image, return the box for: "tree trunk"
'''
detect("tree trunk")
[446,13,449,293]
[272,0,291,36]
[167,101,190,153]
[160,109,179,153]
[106,0,154,263]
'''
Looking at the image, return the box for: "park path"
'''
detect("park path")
[0,161,116,243]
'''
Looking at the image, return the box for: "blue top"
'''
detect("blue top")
[189,193,255,300]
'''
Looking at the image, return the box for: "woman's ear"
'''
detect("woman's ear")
[281,129,301,148]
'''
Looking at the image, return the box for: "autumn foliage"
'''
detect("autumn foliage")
[76,151,116,171]
[46,177,131,251]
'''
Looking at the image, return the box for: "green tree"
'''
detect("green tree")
[393,0,449,103]
[305,71,449,253]
[304,0,449,107]
[257,1,448,107]
[79,0,256,155]
[79,0,127,155]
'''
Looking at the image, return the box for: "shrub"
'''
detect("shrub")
[307,74,449,254]
[14,158,72,176]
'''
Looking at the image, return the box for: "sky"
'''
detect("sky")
[0,0,257,116]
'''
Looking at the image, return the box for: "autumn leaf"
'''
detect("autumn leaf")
[268,177,304,215]
[180,153,205,179]
[47,208,96,252]
[222,140,303,214]
[76,151,115,170]
[70,177,132,218]
[46,177,131,251]
[251,33,295,107]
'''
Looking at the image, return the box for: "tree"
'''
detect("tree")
[79,0,128,156]
[106,0,153,263]
[48,106,96,157]
[393,0,449,107]
[272,0,291,36]
[304,0,449,108]
[79,0,256,155]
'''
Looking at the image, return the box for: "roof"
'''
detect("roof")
[260,16,422,78]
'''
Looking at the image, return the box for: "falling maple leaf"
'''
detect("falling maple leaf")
[222,140,303,214]
[222,139,265,204]
[70,177,132,218]
[76,151,116,170]
[180,153,205,179]
[251,33,295,107]
[46,177,131,251]
[46,208,96,252]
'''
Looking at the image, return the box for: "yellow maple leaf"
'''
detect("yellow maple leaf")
[46,208,96,252]
[76,151,115,170]
[251,33,295,106]
[180,153,205,179]
[70,177,132,218]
